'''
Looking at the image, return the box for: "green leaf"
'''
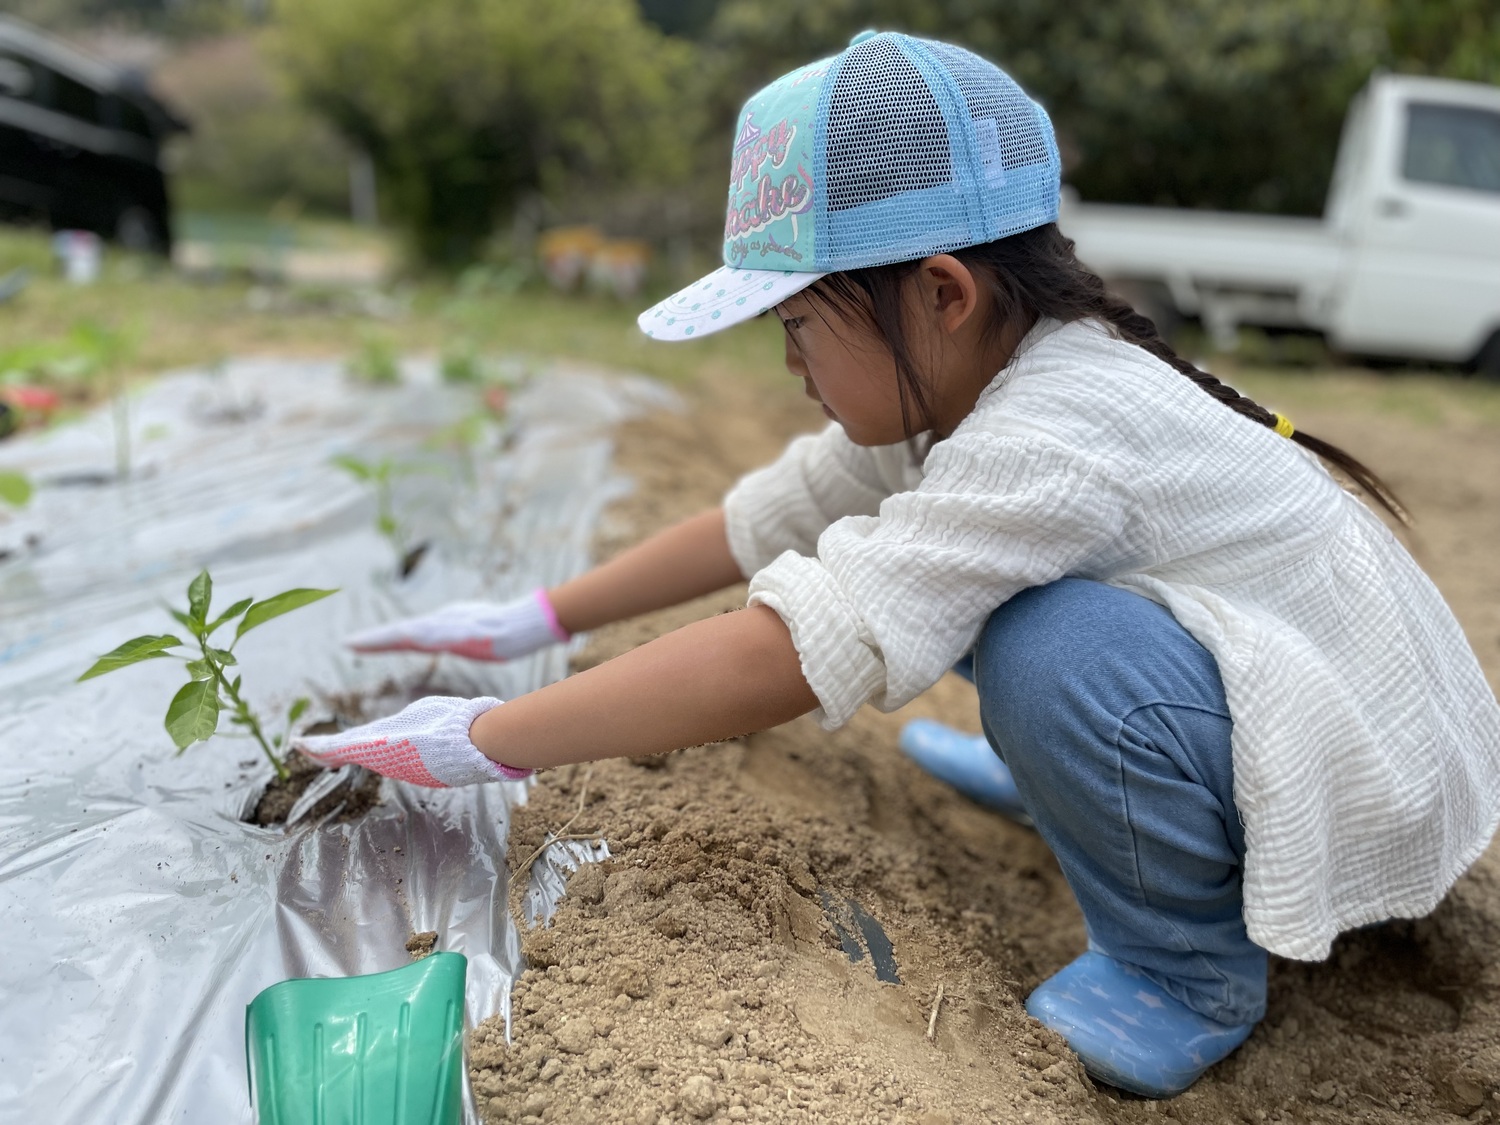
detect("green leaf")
[331,454,374,481]
[288,697,311,725]
[164,678,220,751]
[208,647,237,666]
[206,597,253,637]
[235,588,338,641]
[0,471,32,508]
[231,675,242,694]
[78,635,183,681]
[187,571,212,625]
[185,659,213,681]
[168,606,203,638]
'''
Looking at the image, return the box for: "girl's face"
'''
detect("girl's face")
[776,290,910,446]
[776,255,1016,446]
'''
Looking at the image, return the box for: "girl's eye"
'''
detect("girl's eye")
[782,317,804,331]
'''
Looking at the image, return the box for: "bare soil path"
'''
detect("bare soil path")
[471,365,1500,1125]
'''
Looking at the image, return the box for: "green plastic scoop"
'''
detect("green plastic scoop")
[245,952,468,1125]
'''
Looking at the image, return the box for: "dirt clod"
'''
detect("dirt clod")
[555,1019,595,1054]
[679,1074,719,1119]
[406,930,437,960]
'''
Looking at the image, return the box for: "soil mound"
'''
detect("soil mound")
[471,370,1500,1124]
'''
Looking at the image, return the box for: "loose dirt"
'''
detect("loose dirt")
[470,366,1500,1124]
[245,676,455,827]
[245,748,383,827]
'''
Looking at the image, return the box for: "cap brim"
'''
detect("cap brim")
[637,266,826,341]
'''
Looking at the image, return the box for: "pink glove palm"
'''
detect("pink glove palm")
[292,695,533,788]
[345,589,570,662]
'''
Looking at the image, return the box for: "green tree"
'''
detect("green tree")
[1386,0,1500,85]
[275,0,698,266]
[705,0,1387,216]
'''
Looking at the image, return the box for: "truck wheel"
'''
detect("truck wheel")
[115,205,168,256]
[1475,330,1500,382]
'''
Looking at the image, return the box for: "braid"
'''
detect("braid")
[1083,269,1408,526]
[960,226,1409,526]
[799,222,1407,526]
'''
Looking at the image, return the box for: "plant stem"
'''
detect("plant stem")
[205,641,288,780]
[376,474,407,559]
[112,375,130,481]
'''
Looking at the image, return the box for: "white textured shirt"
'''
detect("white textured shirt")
[724,318,1500,961]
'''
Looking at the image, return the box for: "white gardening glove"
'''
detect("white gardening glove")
[292,695,534,787]
[345,589,570,662]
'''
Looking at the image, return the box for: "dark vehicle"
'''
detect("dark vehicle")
[0,17,185,254]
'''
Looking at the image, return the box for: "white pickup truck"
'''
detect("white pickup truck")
[1060,74,1500,375]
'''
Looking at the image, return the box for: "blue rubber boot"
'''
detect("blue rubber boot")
[1026,952,1256,1098]
[898,719,1033,826]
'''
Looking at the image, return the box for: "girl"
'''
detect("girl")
[297,31,1500,1098]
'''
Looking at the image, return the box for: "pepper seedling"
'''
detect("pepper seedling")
[332,453,438,577]
[78,570,337,780]
[0,470,31,507]
[346,336,401,386]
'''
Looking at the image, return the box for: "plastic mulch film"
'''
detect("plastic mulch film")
[0,356,676,1124]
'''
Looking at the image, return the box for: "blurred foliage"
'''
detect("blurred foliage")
[1385,0,1500,85]
[6,0,267,37]
[152,35,351,215]
[637,0,724,39]
[273,0,700,267]
[702,0,1387,216]
[0,319,135,399]
[345,334,400,385]
[7,0,1500,261]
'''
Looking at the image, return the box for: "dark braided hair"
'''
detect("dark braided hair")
[799,223,1407,524]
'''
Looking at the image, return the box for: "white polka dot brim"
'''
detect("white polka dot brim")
[636,265,826,342]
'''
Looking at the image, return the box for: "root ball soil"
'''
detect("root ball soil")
[246,749,382,827]
[471,371,1500,1124]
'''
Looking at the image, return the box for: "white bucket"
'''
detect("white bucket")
[52,229,103,285]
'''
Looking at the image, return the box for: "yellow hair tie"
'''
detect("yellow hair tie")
[1273,413,1295,439]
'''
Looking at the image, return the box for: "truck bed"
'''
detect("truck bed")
[1060,200,1341,299]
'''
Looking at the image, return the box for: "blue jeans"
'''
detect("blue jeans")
[970,578,1268,1025]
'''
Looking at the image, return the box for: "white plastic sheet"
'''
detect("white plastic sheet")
[0,356,674,1124]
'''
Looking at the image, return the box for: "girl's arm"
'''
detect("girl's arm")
[344,507,745,658]
[545,507,746,634]
[470,604,818,768]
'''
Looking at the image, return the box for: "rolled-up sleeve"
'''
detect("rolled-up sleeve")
[722,424,908,577]
[747,430,1142,728]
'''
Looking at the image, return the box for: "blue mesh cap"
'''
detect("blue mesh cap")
[638,29,1061,341]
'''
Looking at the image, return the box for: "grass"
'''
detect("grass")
[0,222,787,398]
[2,217,1496,429]
[1229,361,1500,430]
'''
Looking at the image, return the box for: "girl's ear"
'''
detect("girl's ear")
[916,255,981,336]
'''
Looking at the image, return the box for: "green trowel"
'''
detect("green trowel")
[245,952,468,1125]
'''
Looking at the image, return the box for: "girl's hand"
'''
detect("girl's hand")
[292,695,534,787]
[344,590,569,662]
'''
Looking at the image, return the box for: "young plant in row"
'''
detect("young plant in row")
[78,570,337,779]
[346,335,401,386]
[332,453,435,577]
[0,470,31,507]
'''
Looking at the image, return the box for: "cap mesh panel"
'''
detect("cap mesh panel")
[923,39,1059,241]
[825,38,952,212]
[813,33,1060,269]
[924,41,1052,173]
